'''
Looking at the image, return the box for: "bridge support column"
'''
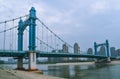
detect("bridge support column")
[28,52,37,71]
[107,57,111,62]
[106,40,111,62]
[17,58,24,70]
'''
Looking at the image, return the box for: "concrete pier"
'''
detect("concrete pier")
[17,57,24,70]
[28,51,37,70]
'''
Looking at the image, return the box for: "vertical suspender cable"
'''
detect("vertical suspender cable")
[36,25,38,50]
[51,32,53,51]
[11,19,14,50]
[12,19,16,50]
[41,24,43,51]
[9,22,12,50]
[46,29,48,52]
[24,28,27,50]
[39,24,42,51]
[55,34,56,51]
[40,41,41,51]
[3,21,6,50]
[56,38,58,52]
[57,37,60,52]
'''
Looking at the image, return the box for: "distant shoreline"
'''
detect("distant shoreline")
[1,60,120,65]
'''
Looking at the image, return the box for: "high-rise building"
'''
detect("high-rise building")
[62,43,69,53]
[74,43,80,53]
[87,48,93,55]
[99,46,106,56]
[115,49,120,56]
[110,47,116,57]
[73,43,80,61]
[87,48,94,61]
[62,43,69,62]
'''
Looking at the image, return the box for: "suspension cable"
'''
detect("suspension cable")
[0,15,28,25]
[25,29,54,50]
[36,18,73,49]
[0,26,17,34]
[40,41,42,51]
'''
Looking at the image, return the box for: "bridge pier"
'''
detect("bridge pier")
[17,57,24,70]
[107,57,111,62]
[28,51,37,71]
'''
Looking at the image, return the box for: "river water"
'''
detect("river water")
[0,63,120,79]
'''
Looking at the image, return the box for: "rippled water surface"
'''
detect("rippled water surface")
[1,63,120,79]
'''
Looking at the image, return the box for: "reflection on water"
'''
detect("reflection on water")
[46,66,70,78]
[1,64,120,79]
[40,64,120,79]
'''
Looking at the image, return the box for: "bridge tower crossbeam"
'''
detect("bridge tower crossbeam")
[94,40,110,62]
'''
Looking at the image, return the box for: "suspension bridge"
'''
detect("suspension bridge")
[0,7,117,70]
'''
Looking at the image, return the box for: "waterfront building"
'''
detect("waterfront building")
[73,43,80,61]
[62,43,69,53]
[99,46,106,56]
[87,48,94,61]
[62,43,69,62]
[74,43,80,53]
[115,49,120,56]
[87,48,93,55]
[110,47,116,57]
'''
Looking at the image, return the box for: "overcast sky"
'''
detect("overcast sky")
[0,0,120,51]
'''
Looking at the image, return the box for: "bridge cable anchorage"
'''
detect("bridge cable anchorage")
[36,18,73,49]
[0,15,28,25]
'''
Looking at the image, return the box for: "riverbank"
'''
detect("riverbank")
[0,69,66,79]
[109,60,120,65]
[48,60,120,66]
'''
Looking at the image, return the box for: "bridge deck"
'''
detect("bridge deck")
[0,50,116,59]
[0,50,26,57]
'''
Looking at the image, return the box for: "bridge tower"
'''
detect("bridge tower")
[94,40,110,62]
[17,18,24,69]
[28,7,37,70]
[17,7,37,70]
